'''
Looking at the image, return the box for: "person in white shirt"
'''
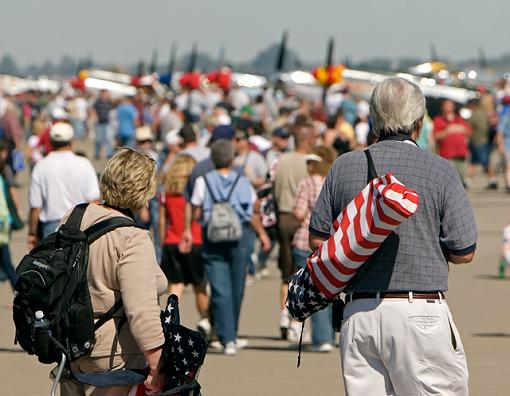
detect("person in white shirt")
[355,100,371,148]
[27,122,100,249]
[158,100,183,137]
[232,130,268,189]
[179,125,211,163]
[228,85,250,111]
[68,93,89,140]
[174,90,207,120]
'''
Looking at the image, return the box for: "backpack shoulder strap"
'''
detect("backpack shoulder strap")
[85,216,138,331]
[84,216,137,244]
[203,173,219,204]
[94,298,124,331]
[64,203,89,229]
[226,171,243,202]
[364,149,378,183]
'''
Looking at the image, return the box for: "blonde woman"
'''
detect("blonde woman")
[61,148,166,396]
[158,154,210,334]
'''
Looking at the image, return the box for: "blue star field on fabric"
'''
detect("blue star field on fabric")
[286,267,332,322]
[160,294,208,394]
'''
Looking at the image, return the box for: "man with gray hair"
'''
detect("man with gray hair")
[309,77,477,395]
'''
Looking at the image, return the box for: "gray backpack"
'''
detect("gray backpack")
[204,172,243,243]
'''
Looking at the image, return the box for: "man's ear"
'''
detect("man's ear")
[411,118,423,140]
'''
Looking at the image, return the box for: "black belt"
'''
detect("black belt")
[346,291,445,302]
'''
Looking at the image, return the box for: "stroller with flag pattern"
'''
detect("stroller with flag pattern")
[51,294,207,396]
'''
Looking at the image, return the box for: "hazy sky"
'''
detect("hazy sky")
[2,0,509,66]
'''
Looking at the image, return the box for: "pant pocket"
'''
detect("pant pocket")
[407,315,441,332]
[445,308,464,353]
[447,315,458,351]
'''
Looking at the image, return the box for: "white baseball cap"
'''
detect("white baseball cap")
[51,107,70,121]
[50,122,74,142]
[357,101,370,119]
[135,126,155,142]
[165,129,183,145]
[304,153,323,163]
[217,113,231,125]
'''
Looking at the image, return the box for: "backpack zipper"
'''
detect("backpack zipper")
[19,270,46,287]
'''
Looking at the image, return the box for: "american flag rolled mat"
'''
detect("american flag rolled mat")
[287,172,419,321]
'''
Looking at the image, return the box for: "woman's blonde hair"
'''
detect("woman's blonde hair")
[308,146,337,177]
[163,154,196,195]
[100,148,157,211]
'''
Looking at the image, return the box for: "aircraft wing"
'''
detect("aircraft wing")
[0,74,60,95]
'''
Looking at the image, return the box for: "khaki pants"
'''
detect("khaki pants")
[340,297,468,396]
[60,354,146,396]
[277,212,301,281]
[448,158,467,185]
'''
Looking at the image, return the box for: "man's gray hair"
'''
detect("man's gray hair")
[210,139,235,169]
[370,77,426,137]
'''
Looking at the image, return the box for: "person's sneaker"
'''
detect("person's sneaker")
[487,180,498,190]
[236,338,249,349]
[209,340,222,350]
[197,318,211,337]
[309,343,334,353]
[259,268,270,279]
[223,342,237,356]
[279,309,290,340]
[245,274,256,287]
[287,321,311,343]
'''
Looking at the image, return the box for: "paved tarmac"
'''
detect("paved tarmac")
[1,144,509,395]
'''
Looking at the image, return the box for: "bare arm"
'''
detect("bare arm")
[434,129,451,141]
[292,207,306,222]
[448,251,475,265]
[27,207,41,250]
[184,202,192,232]
[9,186,22,218]
[250,210,271,252]
[90,107,98,123]
[143,346,165,394]
[179,202,193,253]
[192,206,202,222]
[250,177,266,190]
[309,234,327,251]
[158,205,166,246]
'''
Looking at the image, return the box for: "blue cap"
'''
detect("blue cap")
[211,125,236,142]
[273,127,290,138]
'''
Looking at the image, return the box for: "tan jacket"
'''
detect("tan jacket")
[62,204,167,360]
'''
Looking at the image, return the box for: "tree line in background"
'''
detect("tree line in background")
[2,42,510,78]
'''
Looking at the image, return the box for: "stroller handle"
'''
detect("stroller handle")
[50,352,66,396]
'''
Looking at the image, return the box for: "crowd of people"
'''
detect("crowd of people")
[0,74,509,363]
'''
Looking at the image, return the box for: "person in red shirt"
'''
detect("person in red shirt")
[433,99,472,186]
[158,154,210,334]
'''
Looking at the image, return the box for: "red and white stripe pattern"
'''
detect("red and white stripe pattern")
[307,172,419,299]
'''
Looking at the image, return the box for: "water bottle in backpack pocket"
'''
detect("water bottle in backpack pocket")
[33,311,53,364]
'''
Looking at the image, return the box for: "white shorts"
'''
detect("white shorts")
[340,296,468,396]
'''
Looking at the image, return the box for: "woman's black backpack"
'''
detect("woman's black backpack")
[12,203,136,364]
